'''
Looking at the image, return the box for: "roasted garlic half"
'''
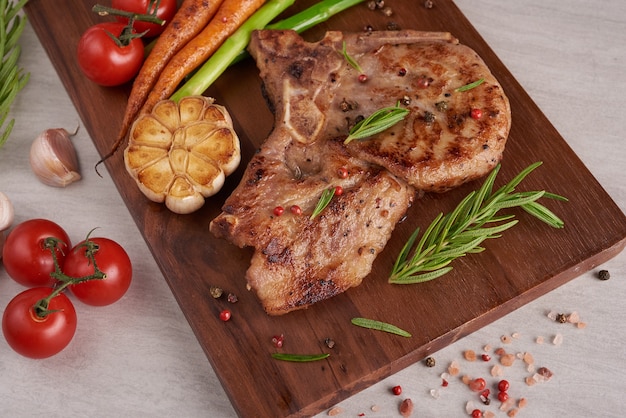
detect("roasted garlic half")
[124,96,241,214]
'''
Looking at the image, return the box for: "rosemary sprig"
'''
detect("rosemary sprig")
[455,78,485,92]
[0,0,29,148]
[389,162,567,284]
[271,352,330,362]
[351,317,412,337]
[310,187,336,219]
[341,40,362,73]
[344,103,409,144]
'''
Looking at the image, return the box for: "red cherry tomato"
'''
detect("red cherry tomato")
[65,237,132,306]
[77,22,144,86]
[111,0,178,38]
[2,287,77,359]
[2,219,71,287]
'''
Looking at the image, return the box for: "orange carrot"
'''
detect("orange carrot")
[137,0,267,118]
[98,0,225,172]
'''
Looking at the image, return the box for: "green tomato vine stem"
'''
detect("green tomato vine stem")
[34,237,106,318]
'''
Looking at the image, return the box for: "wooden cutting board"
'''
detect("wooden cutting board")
[25,1,626,416]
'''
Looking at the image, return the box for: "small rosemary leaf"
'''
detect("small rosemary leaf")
[455,78,485,92]
[392,227,421,272]
[390,266,453,284]
[351,317,412,337]
[344,106,409,144]
[521,201,565,228]
[429,235,489,261]
[489,190,545,211]
[543,191,569,202]
[310,187,336,219]
[342,41,362,73]
[493,161,542,197]
[416,213,444,253]
[271,352,330,362]
[451,220,519,241]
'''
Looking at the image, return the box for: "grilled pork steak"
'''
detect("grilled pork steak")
[210,30,511,315]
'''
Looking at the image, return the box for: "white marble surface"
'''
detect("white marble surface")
[1,0,624,417]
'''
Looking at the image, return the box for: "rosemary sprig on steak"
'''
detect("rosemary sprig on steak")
[310,187,336,219]
[344,103,409,144]
[389,162,567,284]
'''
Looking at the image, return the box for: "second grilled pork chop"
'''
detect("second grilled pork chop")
[210,30,511,315]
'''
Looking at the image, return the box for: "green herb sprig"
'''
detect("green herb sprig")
[455,78,485,92]
[341,40,362,73]
[344,103,409,144]
[310,187,336,219]
[351,317,412,337]
[271,352,330,362]
[389,162,567,284]
[0,0,30,148]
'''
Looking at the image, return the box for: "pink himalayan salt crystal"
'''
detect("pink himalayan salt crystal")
[536,336,545,344]
[537,366,554,381]
[501,335,513,344]
[465,400,479,414]
[327,406,344,416]
[484,411,496,418]
[483,344,492,352]
[518,398,528,409]
[507,408,520,417]
[525,376,537,386]
[491,364,503,377]
[500,353,516,367]
[461,374,472,385]
[399,398,414,417]
[464,350,477,361]
[547,310,557,321]
[499,397,516,411]
[552,333,564,345]
[577,322,587,329]
[522,352,534,365]
[448,360,460,376]
[494,347,507,356]
[371,405,380,412]
[429,388,441,399]
[511,332,520,339]
[568,311,580,323]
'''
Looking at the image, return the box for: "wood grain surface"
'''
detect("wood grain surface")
[25,0,626,416]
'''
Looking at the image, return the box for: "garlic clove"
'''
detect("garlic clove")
[30,128,82,187]
[0,191,14,231]
[0,191,14,259]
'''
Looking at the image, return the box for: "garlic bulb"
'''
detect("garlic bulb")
[30,128,81,187]
[0,191,14,259]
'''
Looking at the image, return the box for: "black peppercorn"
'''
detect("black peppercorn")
[598,269,610,281]
[556,313,568,323]
[425,356,436,367]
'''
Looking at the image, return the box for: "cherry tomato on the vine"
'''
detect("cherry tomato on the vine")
[65,237,132,306]
[2,219,71,287]
[2,287,77,359]
[111,0,178,38]
[77,22,144,86]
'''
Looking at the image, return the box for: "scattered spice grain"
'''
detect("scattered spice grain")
[425,356,436,367]
[597,269,610,280]
[327,406,344,416]
[209,286,223,298]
